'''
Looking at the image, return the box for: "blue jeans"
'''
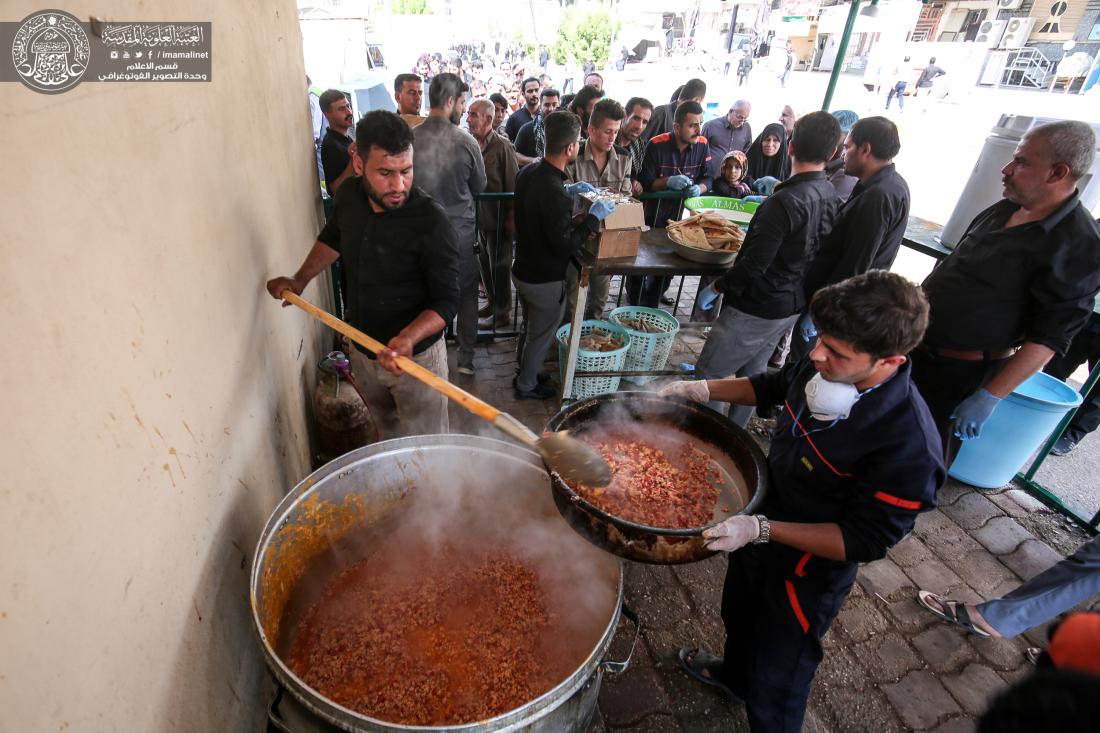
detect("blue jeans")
[978,535,1100,638]
[885,81,906,110]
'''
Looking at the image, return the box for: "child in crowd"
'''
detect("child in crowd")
[713,150,753,198]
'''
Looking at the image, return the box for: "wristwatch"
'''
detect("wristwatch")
[753,515,771,544]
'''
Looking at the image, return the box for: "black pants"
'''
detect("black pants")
[909,348,1008,457]
[721,544,857,733]
[624,275,670,308]
[1044,327,1100,442]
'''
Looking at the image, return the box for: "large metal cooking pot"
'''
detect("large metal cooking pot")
[250,435,634,733]
[546,393,769,564]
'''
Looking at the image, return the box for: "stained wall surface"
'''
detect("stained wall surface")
[0,2,328,729]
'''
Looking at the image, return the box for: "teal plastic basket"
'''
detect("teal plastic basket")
[682,196,759,224]
[608,306,680,385]
[556,320,630,399]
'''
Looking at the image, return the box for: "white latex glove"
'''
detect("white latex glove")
[702,515,760,552]
[658,379,710,403]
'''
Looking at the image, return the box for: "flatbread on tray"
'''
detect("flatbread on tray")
[668,213,746,252]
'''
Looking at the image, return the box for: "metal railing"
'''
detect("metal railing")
[473,192,521,339]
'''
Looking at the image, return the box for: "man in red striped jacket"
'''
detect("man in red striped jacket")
[661,271,944,732]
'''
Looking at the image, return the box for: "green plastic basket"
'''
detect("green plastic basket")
[556,320,630,399]
[682,196,759,224]
[608,306,680,386]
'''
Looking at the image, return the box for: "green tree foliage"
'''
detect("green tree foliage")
[552,9,612,68]
[392,0,430,14]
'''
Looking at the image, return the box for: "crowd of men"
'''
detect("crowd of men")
[279,66,1100,732]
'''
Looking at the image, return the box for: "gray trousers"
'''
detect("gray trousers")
[564,262,610,322]
[978,535,1100,638]
[456,235,480,367]
[349,339,450,437]
[513,276,565,392]
[695,306,799,426]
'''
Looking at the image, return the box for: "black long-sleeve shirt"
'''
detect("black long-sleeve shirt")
[504,106,535,143]
[803,163,910,299]
[922,193,1100,354]
[320,128,352,194]
[714,170,838,320]
[639,102,675,147]
[749,359,943,563]
[318,183,459,355]
[512,160,599,283]
[514,118,539,159]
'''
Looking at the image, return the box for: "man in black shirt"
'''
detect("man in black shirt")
[693,111,841,426]
[511,111,616,399]
[796,116,910,361]
[504,76,541,142]
[640,78,706,149]
[514,88,560,166]
[912,120,1100,453]
[267,111,460,435]
[567,84,603,137]
[318,89,356,196]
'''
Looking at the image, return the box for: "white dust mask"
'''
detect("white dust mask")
[804,372,860,421]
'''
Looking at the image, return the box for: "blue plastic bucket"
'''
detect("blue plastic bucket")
[948,372,1083,489]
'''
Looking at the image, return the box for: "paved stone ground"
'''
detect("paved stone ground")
[447,283,1097,733]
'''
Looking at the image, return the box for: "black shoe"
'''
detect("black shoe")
[660,295,676,306]
[1050,434,1079,456]
[513,372,552,387]
[514,382,556,400]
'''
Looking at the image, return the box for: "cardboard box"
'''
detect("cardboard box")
[578,192,644,230]
[589,228,641,260]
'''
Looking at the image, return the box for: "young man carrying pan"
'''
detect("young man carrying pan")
[661,271,944,732]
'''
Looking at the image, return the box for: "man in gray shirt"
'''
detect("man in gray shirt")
[564,99,633,320]
[702,100,752,180]
[413,73,487,375]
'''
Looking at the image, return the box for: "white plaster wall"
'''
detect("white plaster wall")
[0,2,330,730]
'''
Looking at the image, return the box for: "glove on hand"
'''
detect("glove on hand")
[703,515,760,552]
[564,181,597,196]
[587,198,616,222]
[686,184,702,198]
[666,174,692,190]
[753,176,779,195]
[798,312,817,342]
[951,388,1001,440]
[657,379,711,403]
[695,283,720,312]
